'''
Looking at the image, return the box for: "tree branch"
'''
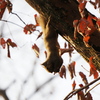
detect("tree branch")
[25,0,100,71]
[64,77,100,100]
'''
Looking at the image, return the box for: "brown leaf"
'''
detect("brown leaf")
[64,42,67,48]
[59,65,66,78]
[86,92,93,100]
[68,43,73,58]
[6,0,13,13]
[44,51,47,58]
[68,61,76,79]
[79,72,88,85]
[6,39,17,48]
[36,32,43,40]
[32,44,40,58]
[89,0,100,9]
[60,48,74,55]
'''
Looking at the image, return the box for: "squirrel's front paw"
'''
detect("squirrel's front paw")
[41,55,63,73]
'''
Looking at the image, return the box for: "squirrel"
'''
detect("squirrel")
[37,14,63,73]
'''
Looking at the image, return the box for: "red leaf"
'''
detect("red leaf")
[32,44,40,58]
[68,61,76,79]
[77,18,89,34]
[0,38,6,49]
[0,0,7,19]
[77,15,96,36]
[79,84,84,87]
[79,72,88,85]
[78,1,87,13]
[59,65,66,78]
[78,1,87,17]
[34,14,40,26]
[6,39,17,47]
[72,80,76,90]
[36,32,43,40]
[23,24,37,34]
[83,35,90,43]
[83,36,90,47]
[89,57,99,79]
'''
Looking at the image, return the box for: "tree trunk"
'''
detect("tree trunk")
[25,0,100,71]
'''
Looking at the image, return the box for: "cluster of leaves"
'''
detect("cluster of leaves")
[74,0,100,79]
[0,0,12,19]
[89,0,100,9]
[64,0,100,99]
[0,38,17,58]
[0,0,42,58]
[23,14,41,35]
[64,58,99,100]
[74,0,100,47]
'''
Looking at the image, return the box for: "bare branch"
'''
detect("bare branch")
[64,77,100,100]
[85,82,100,96]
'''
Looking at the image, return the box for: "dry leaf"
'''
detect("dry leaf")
[32,44,40,58]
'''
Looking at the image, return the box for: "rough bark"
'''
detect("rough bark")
[25,0,100,71]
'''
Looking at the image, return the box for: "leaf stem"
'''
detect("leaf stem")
[0,20,23,28]
[11,12,26,25]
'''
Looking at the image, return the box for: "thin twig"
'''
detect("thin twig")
[85,82,100,96]
[11,12,26,25]
[64,77,100,100]
[81,65,89,72]
[0,20,23,28]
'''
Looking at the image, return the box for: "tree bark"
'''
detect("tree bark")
[25,0,100,71]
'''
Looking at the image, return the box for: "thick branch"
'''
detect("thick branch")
[25,0,100,71]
